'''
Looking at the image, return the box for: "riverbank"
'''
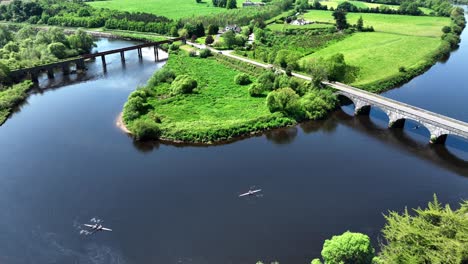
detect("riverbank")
[0,81,32,126]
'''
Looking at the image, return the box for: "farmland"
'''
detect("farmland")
[298,10,451,88]
[267,23,333,31]
[317,0,434,14]
[89,0,262,20]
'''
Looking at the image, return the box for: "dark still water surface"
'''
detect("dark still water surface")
[0,30,467,264]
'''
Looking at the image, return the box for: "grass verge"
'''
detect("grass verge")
[0,81,32,126]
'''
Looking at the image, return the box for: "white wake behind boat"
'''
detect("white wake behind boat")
[239,189,262,197]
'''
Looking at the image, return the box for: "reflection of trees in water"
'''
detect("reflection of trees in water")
[265,127,298,145]
[132,139,160,153]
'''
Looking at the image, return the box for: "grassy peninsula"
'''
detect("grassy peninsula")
[122,49,337,143]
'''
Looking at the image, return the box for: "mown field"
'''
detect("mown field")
[299,10,450,87]
[316,0,434,14]
[267,23,333,31]
[137,51,293,142]
[89,0,262,20]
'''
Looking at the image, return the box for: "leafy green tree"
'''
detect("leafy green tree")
[248,83,264,97]
[47,42,67,59]
[199,48,212,58]
[300,90,338,120]
[123,96,147,123]
[132,119,161,141]
[379,195,468,264]
[325,53,348,82]
[332,8,348,30]
[266,87,301,118]
[205,35,215,45]
[356,16,364,31]
[305,58,328,87]
[226,0,237,9]
[68,29,95,53]
[234,73,252,85]
[207,24,219,35]
[170,75,198,94]
[0,25,13,47]
[222,30,236,49]
[0,62,11,85]
[321,231,375,264]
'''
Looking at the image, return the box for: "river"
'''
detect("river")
[0,20,467,264]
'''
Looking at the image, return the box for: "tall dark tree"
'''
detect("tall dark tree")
[356,16,363,31]
[332,8,348,30]
[226,0,237,9]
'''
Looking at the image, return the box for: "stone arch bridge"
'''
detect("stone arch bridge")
[328,81,468,144]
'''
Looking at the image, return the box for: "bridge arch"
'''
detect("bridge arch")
[336,93,371,115]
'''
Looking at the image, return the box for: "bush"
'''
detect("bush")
[300,90,338,120]
[205,35,214,45]
[248,83,263,97]
[148,68,176,86]
[321,231,375,264]
[234,73,252,85]
[48,42,67,59]
[169,44,180,51]
[189,50,197,57]
[122,96,147,123]
[442,26,452,34]
[257,71,276,91]
[199,48,212,58]
[266,87,302,119]
[170,75,198,94]
[132,119,161,141]
[310,259,322,264]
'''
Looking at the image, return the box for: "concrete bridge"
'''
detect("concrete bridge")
[10,37,185,83]
[323,81,468,144]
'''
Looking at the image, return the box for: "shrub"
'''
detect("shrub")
[442,26,451,34]
[132,119,161,141]
[169,44,180,51]
[300,90,338,120]
[321,231,375,264]
[399,66,406,73]
[170,75,198,94]
[310,259,322,264]
[257,71,276,91]
[148,68,176,86]
[123,96,147,123]
[205,35,214,45]
[234,73,252,85]
[189,50,197,57]
[266,87,302,119]
[47,42,67,59]
[248,83,263,97]
[199,48,212,58]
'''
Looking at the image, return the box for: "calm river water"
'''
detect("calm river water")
[1,19,467,264]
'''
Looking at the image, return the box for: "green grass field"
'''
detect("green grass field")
[267,23,333,31]
[131,52,293,142]
[89,0,261,20]
[316,0,433,14]
[303,10,449,37]
[299,10,450,87]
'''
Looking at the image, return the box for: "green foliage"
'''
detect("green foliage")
[131,119,161,141]
[223,30,237,49]
[333,8,348,30]
[379,195,468,264]
[199,48,212,58]
[47,42,67,59]
[325,53,347,82]
[249,83,264,96]
[321,231,375,264]
[148,68,176,86]
[310,259,322,264]
[266,87,301,118]
[170,75,198,95]
[257,71,276,91]
[0,81,32,125]
[226,0,238,9]
[205,35,215,45]
[208,24,219,35]
[300,90,337,119]
[234,73,252,85]
[123,96,148,123]
[0,26,95,71]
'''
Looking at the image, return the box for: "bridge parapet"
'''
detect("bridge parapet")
[335,90,468,144]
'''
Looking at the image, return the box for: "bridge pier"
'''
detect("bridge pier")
[120,51,125,64]
[354,100,371,115]
[47,69,55,79]
[30,71,39,83]
[76,59,86,72]
[387,112,406,129]
[62,63,70,75]
[101,55,107,72]
[154,46,159,62]
[137,48,143,60]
